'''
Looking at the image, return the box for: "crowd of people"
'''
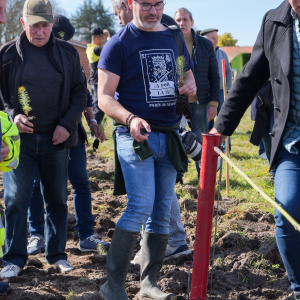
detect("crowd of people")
[0,0,298,299]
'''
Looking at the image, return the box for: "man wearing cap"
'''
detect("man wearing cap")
[174,8,219,175]
[26,14,109,256]
[0,0,87,278]
[201,28,232,116]
[86,27,110,130]
[98,0,196,299]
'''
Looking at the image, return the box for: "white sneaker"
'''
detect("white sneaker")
[0,264,21,279]
[54,260,74,273]
[131,249,141,265]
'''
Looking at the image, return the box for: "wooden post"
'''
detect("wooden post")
[222,59,230,195]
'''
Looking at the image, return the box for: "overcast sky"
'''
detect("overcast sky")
[60,0,284,46]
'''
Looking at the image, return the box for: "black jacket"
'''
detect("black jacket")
[215,0,293,168]
[191,29,220,105]
[250,81,273,146]
[0,31,87,148]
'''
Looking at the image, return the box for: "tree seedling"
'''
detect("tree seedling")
[175,56,190,116]
[18,86,36,131]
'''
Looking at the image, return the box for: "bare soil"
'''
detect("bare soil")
[0,153,293,300]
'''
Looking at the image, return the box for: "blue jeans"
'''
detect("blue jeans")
[28,133,94,240]
[275,146,300,292]
[3,133,69,268]
[116,131,177,234]
[190,102,207,175]
[218,90,231,151]
[168,191,186,247]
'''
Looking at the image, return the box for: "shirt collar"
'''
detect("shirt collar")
[291,9,297,20]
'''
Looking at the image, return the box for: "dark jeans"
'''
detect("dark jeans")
[28,133,94,240]
[275,146,300,291]
[3,133,69,268]
[261,104,276,176]
[218,90,231,151]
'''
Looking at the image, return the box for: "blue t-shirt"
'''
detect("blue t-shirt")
[98,22,193,127]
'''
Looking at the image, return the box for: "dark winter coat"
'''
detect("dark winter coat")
[191,29,220,104]
[250,81,273,146]
[215,0,293,169]
[0,31,87,148]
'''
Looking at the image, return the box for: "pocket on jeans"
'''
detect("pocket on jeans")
[116,133,140,162]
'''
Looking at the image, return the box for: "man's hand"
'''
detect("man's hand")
[0,141,10,162]
[178,79,197,97]
[103,29,111,41]
[207,105,217,122]
[98,125,106,142]
[52,125,70,145]
[130,117,151,142]
[14,114,33,133]
[209,127,227,147]
[89,121,106,142]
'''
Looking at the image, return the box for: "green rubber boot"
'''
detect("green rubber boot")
[139,232,176,300]
[99,227,139,300]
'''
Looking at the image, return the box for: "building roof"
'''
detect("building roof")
[221,46,253,62]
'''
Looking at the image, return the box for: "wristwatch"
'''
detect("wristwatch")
[88,119,97,125]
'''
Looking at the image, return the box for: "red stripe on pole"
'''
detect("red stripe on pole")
[190,133,220,300]
[222,59,226,79]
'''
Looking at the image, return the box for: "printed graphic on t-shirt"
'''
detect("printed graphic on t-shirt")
[140,49,176,104]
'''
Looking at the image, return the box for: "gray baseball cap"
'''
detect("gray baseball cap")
[23,0,54,25]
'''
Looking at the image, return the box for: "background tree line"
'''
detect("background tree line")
[0,0,115,45]
[0,0,236,46]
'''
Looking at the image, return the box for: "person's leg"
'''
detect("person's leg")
[68,141,94,241]
[217,90,231,151]
[274,147,300,292]
[2,134,37,269]
[190,102,207,176]
[217,90,224,116]
[101,131,157,300]
[28,164,45,237]
[190,102,207,145]
[168,192,187,247]
[116,132,156,231]
[141,131,177,300]
[38,133,69,265]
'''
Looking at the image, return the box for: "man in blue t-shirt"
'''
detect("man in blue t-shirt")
[97,1,196,299]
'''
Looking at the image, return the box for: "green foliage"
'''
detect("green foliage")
[218,32,238,47]
[175,56,187,88]
[18,86,32,116]
[71,0,115,42]
[231,53,251,76]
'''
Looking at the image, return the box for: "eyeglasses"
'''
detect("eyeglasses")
[132,0,166,11]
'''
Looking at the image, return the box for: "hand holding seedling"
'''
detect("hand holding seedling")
[52,125,70,145]
[130,117,151,142]
[14,114,34,133]
[178,70,196,97]
[17,86,35,133]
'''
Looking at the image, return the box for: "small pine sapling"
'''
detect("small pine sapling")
[175,56,190,116]
[18,86,36,130]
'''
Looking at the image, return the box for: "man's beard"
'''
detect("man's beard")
[134,12,161,30]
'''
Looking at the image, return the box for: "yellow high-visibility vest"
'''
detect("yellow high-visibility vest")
[0,111,20,172]
[0,216,4,258]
